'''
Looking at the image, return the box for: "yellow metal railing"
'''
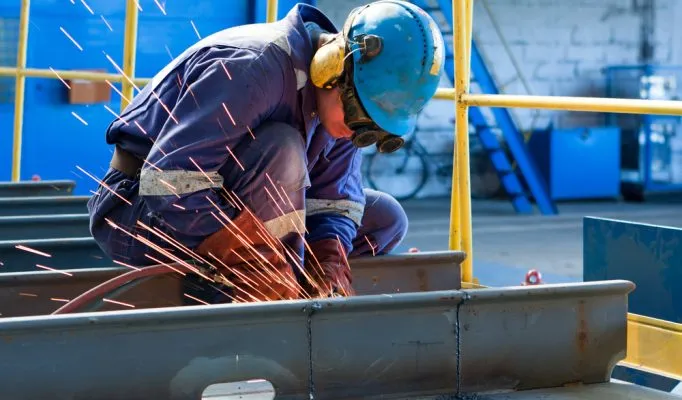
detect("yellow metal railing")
[444,0,682,382]
[4,0,279,182]
[441,0,682,284]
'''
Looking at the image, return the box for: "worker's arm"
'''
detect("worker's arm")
[305,129,366,255]
[139,46,287,248]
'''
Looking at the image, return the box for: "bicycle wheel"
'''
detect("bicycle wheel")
[364,145,429,201]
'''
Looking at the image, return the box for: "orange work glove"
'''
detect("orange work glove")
[303,238,355,298]
[195,210,302,302]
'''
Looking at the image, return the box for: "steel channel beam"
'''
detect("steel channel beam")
[0,180,75,197]
[0,195,89,217]
[0,251,465,317]
[0,214,90,240]
[0,280,633,399]
[0,237,112,272]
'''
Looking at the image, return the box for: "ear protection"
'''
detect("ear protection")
[309,5,405,153]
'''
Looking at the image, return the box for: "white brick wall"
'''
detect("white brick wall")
[315,0,682,198]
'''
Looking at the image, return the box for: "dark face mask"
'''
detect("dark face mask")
[338,50,405,154]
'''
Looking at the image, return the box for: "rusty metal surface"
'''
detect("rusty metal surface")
[0,280,634,399]
[0,180,75,197]
[0,195,89,217]
[0,214,90,240]
[0,251,464,317]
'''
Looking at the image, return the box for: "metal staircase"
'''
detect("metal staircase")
[411,0,558,215]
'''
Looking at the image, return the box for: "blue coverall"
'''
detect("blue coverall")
[88,4,408,288]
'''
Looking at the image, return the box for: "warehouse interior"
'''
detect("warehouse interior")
[0,0,681,399]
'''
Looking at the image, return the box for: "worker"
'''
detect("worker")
[87,0,444,304]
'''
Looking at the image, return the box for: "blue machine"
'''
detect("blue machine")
[527,126,621,200]
[0,0,311,195]
[584,216,682,391]
[604,64,682,201]
[409,0,557,215]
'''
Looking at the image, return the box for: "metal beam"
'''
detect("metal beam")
[0,251,465,317]
[476,381,682,399]
[622,313,682,381]
[0,237,112,272]
[0,180,75,197]
[0,214,90,240]
[0,280,633,399]
[0,196,89,217]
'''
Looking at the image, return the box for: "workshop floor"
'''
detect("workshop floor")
[396,196,682,286]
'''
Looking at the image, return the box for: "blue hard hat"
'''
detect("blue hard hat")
[345,0,445,136]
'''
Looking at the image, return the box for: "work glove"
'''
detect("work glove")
[195,210,302,302]
[303,238,356,298]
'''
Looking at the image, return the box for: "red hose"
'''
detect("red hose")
[52,265,179,315]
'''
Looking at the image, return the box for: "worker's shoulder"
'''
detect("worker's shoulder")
[199,22,298,62]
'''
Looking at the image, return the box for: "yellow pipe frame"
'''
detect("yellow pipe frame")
[11,0,30,182]
[450,0,474,282]
[267,0,278,22]
[120,0,140,112]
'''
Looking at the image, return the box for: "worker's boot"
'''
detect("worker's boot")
[195,210,302,302]
[303,239,356,298]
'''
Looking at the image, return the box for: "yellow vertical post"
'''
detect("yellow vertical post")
[120,0,139,112]
[461,0,475,283]
[11,0,30,182]
[447,1,462,260]
[452,0,474,283]
[266,0,278,23]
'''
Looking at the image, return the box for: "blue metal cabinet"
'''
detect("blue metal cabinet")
[528,127,621,200]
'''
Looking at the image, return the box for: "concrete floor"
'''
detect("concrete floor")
[395,196,682,286]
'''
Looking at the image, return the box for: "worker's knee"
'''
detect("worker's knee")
[355,189,408,255]
[248,121,308,191]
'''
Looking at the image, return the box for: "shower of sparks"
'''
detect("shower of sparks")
[246,125,256,140]
[76,165,133,206]
[220,61,232,80]
[51,298,70,303]
[153,0,167,15]
[113,259,141,271]
[103,298,135,308]
[134,0,143,11]
[172,204,186,210]
[183,293,210,305]
[100,15,113,31]
[15,245,51,258]
[105,80,130,103]
[36,264,74,276]
[59,27,83,51]
[103,53,140,91]
[164,45,174,60]
[19,292,38,297]
[365,236,376,256]
[221,103,236,126]
[134,121,148,135]
[71,111,88,125]
[189,157,218,185]
[190,20,201,39]
[49,67,71,89]
[225,145,245,171]
[103,104,129,125]
[80,0,94,14]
